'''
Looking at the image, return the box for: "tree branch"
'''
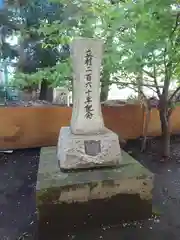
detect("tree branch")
[125,83,148,100]
[152,53,161,98]
[169,86,180,102]
[142,66,161,98]
[170,13,180,39]
[111,80,164,88]
[142,69,154,79]
[165,13,180,81]
[162,47,171,98]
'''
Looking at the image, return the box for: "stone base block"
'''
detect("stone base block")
[57,127,122,170]
[36,147,154,238]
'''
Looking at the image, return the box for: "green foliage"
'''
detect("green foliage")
[12,0,68,86]
[38,0,125,91]
[12,0,180,101]
[0,8,19,61]
[118,1,180,76]
[38,0,180,91]
[12,59,72,89]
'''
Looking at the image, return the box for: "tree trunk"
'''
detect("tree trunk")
[100,83,109,102]
[136,70,143,101]
[39,79,47,100]
[141,106,151,152]
[46,87,53,102]
[100,71,110,102]
[159,108,170,160]
[39,79,53,102]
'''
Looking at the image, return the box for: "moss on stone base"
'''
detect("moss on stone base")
[36,147,154,239]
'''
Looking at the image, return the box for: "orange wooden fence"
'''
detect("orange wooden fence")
[0,104,180,149]
[146,106,180,136]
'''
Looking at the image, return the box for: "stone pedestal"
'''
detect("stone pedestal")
[36,147,154,239]
[57,127,122,171]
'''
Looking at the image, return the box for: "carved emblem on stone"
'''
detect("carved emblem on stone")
[84,140,101,156]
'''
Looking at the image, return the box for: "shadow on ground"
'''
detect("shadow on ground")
[1,137,180,239]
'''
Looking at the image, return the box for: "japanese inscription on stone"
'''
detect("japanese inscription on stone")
[84,49,94,119]
[70,38,105,135]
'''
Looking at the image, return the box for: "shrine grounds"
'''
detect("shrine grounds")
[1,136,180,239]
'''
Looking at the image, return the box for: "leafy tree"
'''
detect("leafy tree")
[112,0,180,159]
[8,0,70,101]
[38,0,125,101]
[17,0,64,100]
[10,0,125,101]
[40,0,180,158]
[0,3,20,95]
[0,7,19,62]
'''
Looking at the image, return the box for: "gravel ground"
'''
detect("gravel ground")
[1,137,180,239]
[0,149,39,240]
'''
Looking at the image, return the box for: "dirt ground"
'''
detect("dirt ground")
[1,137,180,239]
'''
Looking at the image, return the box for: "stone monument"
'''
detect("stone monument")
[36,37,154,238]
[57,37,122,170]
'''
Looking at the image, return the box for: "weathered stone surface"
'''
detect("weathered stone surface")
[57,37,123,170]
[36,147,154,236]
[57,127,122,170]
[70,38,105,135]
